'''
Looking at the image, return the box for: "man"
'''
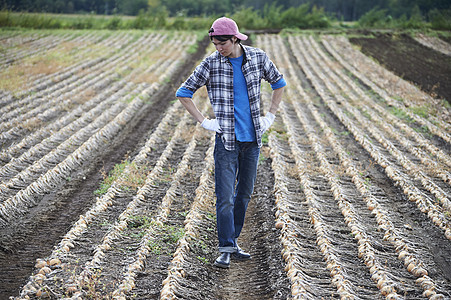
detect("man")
[176,17,286,268]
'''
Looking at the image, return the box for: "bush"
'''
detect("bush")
[231,7,266,30]
[262,3,283,29]
[306,5,330,28]
[399,5,425,29]
[71,16,95,29]
[278,4,330,29]
[0,9,12,27]
[429,8,451,30]
[169,16,187,30]
[130,9,153,29]
[105,16,122,30]
[280,4,310,29]
[358,7,389,28]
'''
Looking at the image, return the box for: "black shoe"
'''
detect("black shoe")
[232,246,251,260]
[214,252,231,268]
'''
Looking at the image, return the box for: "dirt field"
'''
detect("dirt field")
[350,32,451,104]
[0,30,450,300]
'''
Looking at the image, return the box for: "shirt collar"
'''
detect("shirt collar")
[218,44,249,65]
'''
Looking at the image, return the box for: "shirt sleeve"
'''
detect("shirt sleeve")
[270,77,286,90]
[176,58,210,97]
[262,52,284,85]
[176,87,194,98]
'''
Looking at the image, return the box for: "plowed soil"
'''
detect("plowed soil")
[350,32,451,104]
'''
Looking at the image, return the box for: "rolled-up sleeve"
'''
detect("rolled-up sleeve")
[176,87,194,98]
[270,77,286,90]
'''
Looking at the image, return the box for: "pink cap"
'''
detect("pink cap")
[208,17,248,41]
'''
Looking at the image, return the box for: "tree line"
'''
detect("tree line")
[1,0,449,21]
[0,0,449,30]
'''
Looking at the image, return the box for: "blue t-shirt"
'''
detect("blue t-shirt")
[229,55,256,142]
[175,55,287,143]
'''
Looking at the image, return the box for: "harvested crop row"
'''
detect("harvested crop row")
[268,132,338,299]
[414,33,451,57]
[256,35,336,299]
[323,36,450,138]
[0,77,127,166]
[0,34,188,176]
[299,36,451,210]
[111,117,211,299]
[159,134,216,299]
[262,33,451,299]
[72,97,209,295]
[264,35,383,299]
[0,32,160,120]
[281,71,440,299]
[17,93,212,299]
[0,84,147,225]
[281,48,450,297]
[320,37,451,169]
[0,33,187,166]
[0,33,160,138]
[308,36,451,182]
[0,32,74,66]
[289,35,451,241]
[14,97,190,298]
[0,33,197,226]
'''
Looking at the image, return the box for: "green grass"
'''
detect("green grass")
[147,224,185,255]
[94,160,148,196]
[126,215,185,255]
[389,106,414,123]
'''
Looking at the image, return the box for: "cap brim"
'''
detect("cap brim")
[235,33,248,40]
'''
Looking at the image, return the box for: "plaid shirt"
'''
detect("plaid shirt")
[179,45,284,150]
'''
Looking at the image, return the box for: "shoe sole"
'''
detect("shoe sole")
[214,262,230,268]
[231,254,251,261]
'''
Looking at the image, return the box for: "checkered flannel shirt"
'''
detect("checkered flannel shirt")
[179,45,284,151]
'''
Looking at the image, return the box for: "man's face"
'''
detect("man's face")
[212,37,236,57]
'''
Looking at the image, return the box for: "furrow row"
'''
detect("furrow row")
[15,99,189,298]
[0,83,158,227]
[0,32,134,117]
[323,36,450,139]
[0,33,160,135]
[299,36,450,210]
[159,133,216,299]
[288,35,451,241]
[0,33,195,226]
[313,36,451,176]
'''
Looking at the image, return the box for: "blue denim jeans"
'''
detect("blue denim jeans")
[214,134,260,253]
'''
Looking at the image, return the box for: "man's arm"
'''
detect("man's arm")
[268,86,285,115]
[178,97,205,123]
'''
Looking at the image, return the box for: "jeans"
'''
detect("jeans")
[214,134,260,253]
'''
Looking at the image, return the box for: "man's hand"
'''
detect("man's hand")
[260,112,275,133]
[201,118,222,133]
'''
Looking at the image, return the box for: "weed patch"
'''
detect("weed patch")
[95,160,148,196]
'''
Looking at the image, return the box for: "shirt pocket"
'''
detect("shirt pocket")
[245,71,261,87]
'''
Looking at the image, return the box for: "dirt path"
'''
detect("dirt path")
[215,152,290,300]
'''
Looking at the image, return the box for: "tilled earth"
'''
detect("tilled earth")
[350,32,451,104]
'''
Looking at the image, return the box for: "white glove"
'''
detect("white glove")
[201,118,222,133]
[260,112,275,133]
